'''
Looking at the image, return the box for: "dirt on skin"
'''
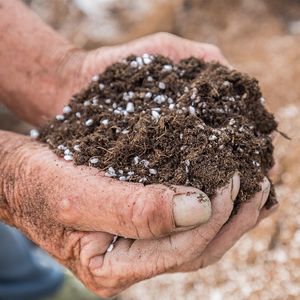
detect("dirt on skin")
[38,55,278,213]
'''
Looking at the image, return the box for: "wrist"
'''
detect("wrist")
[0,130,31,225]
[0,0,87,126]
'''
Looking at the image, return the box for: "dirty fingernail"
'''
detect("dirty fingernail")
[231,172,240,202]
[173,191,212,227]
[259,177,271,210]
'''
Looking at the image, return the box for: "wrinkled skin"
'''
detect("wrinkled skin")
[0,33,277,297]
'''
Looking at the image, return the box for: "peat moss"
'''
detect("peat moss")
[39,54,278,213]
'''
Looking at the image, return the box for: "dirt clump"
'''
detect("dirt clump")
[38,55,278,213]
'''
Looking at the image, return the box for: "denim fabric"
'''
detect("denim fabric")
[0,223,64,300]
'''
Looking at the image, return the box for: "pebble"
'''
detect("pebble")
[84,100,90,106]
[152,107,161,112]
[189,106,196,115]
[130,61,138,68]
[169,104,175,110]
[64,154,73,161]
[159,82,166,89]
[119,176,127,181]
[101,119,109,126]
[151,110,161,120]
[73,145,81,152]
[64,149,72,155]
[30,129,39,139]
[209,135,218,141]
[85,119,94,126]
[140,159,150,168]
[153,95,166,104]
[136,57,144,67]
[149,168,157,175]
[143,56,152,65]
[56,115,64,121]
[126,102,135,113]
[108,167,116,174]
[99,83,105,90]
[229,118,236,126]
[139,177,147,183]
[75,112,81,118]
[92,98,98,105]
[133,156,140,164]
[92,75,99,81]
[89,157,99,164]
[163,64,173,72]
[63,106,72,114]
[145,92,152,99]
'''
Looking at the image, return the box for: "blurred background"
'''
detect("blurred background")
[1,0,300,299]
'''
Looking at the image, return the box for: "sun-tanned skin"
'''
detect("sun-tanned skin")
[0,0,277,297]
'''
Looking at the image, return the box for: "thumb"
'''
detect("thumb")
[56,170,212,239]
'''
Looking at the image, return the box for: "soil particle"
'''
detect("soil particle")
[38,55,278,213]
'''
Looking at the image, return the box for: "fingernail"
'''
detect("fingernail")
[259,178,271,210]
[173,191,212,227]
[230,172,240,202]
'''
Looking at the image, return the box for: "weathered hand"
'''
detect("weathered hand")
[48,33,229,124]
[0,1,278,296]
[0,33,277,297]
[1,132,274,297]
[0,131,214,296]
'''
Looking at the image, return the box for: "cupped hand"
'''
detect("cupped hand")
[2,33,277,297]
[50,32,229,122]
[1,132,274,297]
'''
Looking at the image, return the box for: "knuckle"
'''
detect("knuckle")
[56,198,78,225]
[131,196,164,238]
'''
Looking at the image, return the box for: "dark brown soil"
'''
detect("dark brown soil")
[38,55,278,213]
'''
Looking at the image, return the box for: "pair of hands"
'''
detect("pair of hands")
[1,33,276,297]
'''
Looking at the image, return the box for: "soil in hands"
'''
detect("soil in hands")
[38,54,278,213]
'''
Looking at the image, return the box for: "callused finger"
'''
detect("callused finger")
[54,161,212,239]
[185,177,271,270]
[89,173,239,290]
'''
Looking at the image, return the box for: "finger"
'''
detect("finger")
[185,177,271,270]
[88,173,240,293]
[89,33,229,75]
[52,158,212,240]
[79,232,114,268]
[128,33,229,65]
[256,203,279,224]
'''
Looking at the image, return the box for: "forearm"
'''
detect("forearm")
[0,130,30,225]
[0,0,84,126]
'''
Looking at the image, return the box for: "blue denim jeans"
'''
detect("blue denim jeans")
[0,223,64,300]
